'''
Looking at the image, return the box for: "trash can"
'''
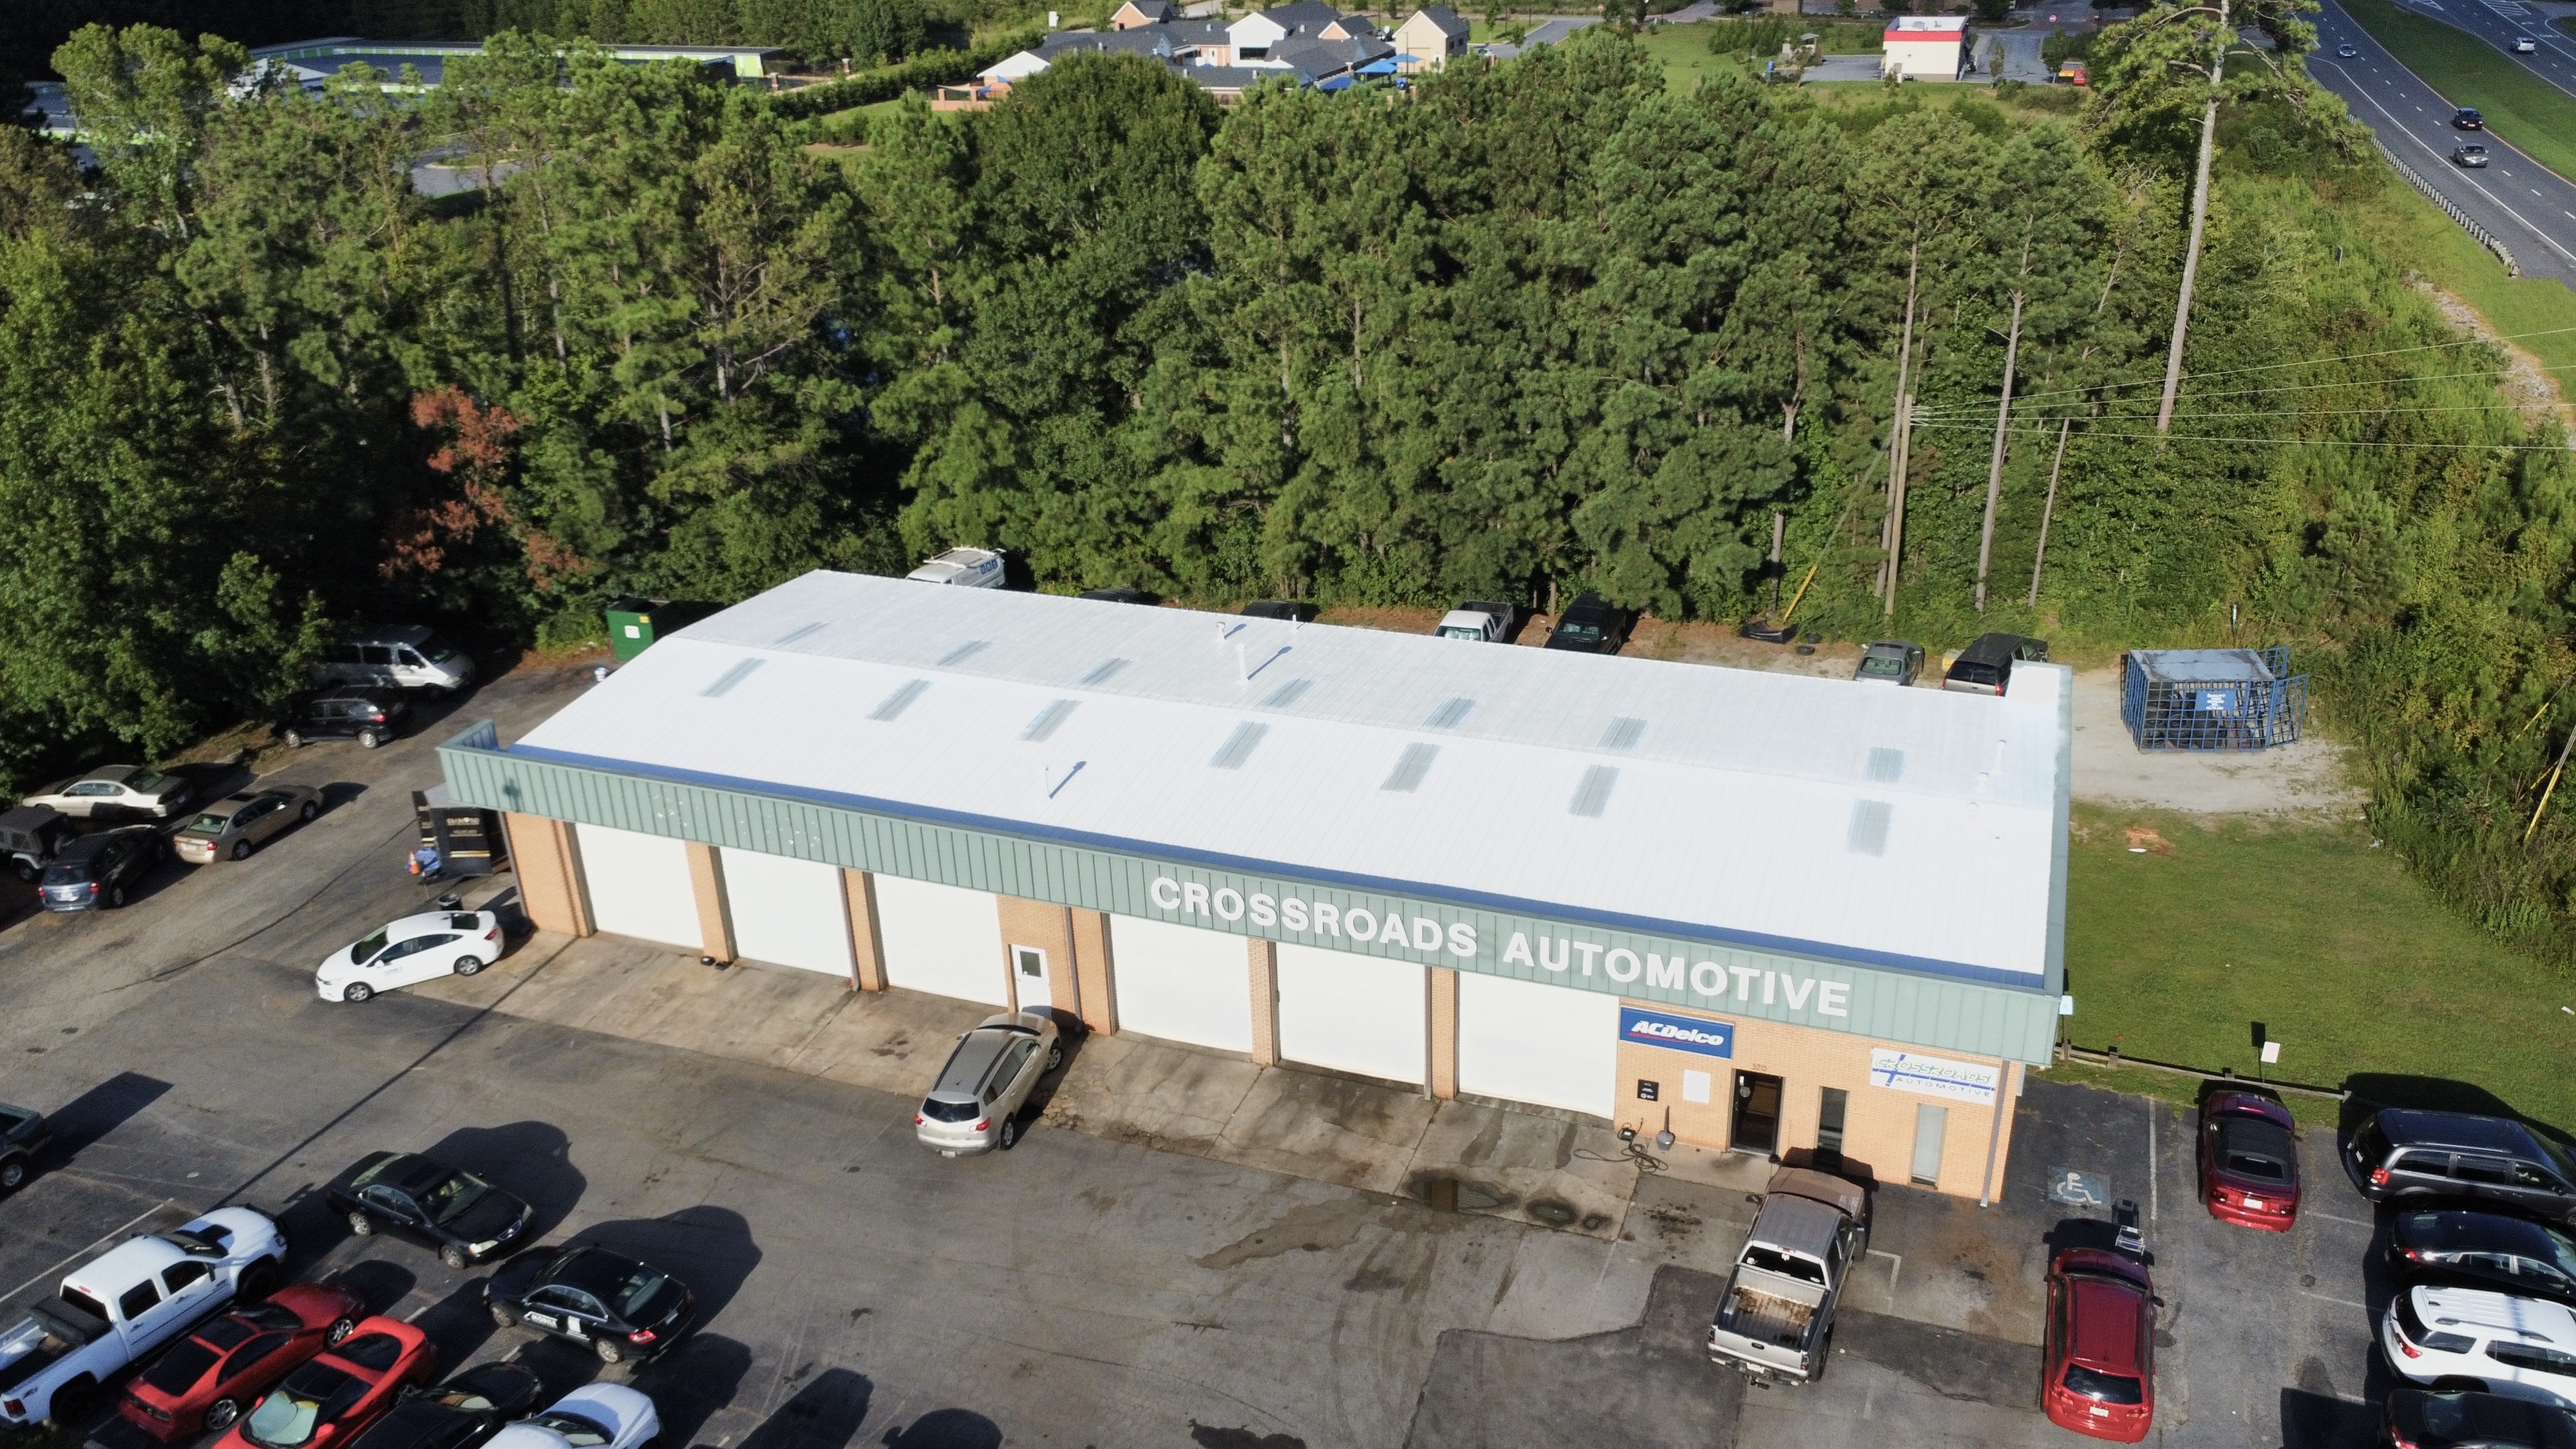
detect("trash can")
[605,597,661,662]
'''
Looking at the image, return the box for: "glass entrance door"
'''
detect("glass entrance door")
[1730,1072,1783,1154]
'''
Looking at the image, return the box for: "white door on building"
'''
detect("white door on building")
[1457,973,1619,1118]
[872,875,1005,1005]
[1275,943,1424,1085]
[721,849,852,977]
[575,824,700,948]
[1011,945,1055,1012]
[1109,915,1251,1052]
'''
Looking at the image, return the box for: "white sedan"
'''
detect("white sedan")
[316,909,504,1002]
[21,765,192,819]
[488,1384,659,1449]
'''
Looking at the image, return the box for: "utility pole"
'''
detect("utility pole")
[1977,227,2032,613]
[2155,0,2229,435]
[2028,416,2072,607]
[1879,242,1923,609]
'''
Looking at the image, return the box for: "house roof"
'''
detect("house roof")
[1271,31,1394,77]
[1256,0,1348,29]
[1406,6,1471,38]
[507,570,2070,986]
[979,48,1051,80]
[1117,0,1177,17]
[1188,64,1300,89]
[1884,15,1968,32]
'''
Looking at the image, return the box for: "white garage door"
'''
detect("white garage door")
[721,849,852,977]
[1458,974,1620,1119]
[1109,916,1251,1052]
[873,875,1005,1005]
[1276,943,1424,1085]
[576,824,700,949]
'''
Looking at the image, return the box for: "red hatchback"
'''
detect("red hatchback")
[2198,1092,2301,1230]
[121,1283,369,1440]
[211,1316,436,1449]
[2043,1248,2158,1443]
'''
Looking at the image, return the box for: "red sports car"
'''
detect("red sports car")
[121,1282,369,1440]
[2043,1247,2158,1443]
[211,1316,437,1449]
[2197,1091,2301,1230]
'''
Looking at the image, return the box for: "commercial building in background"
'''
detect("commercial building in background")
[1881,15,1969,79]
[439,572,2071,1201]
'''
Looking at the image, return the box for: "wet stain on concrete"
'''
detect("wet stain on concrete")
[1343,1267,1407,1293]
[1523,1198,1578,1228]
[1188,1423,1305,1449]
[1408,1172,1517,1214]
[1195,1200,1376,1269]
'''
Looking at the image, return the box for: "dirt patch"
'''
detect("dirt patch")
[2071,667,2360,815]
[2414,281,2571,432]
[2123,827,2174,855]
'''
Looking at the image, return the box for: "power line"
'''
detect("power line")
[1913,358,2576,423]
[1910,421,2570,451]
[1917,401,2556,424]
[1987,324,2576,410]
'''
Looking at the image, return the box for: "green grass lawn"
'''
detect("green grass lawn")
[2061,804,2576,1135]
[2333,150,2576,377]
[2339,0,2576,184]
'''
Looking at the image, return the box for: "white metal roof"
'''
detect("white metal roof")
[511,571,2070,983]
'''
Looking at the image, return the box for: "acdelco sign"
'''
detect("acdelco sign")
[1620,1007,1734,1059]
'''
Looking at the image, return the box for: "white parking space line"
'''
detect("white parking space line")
[2302,1209,2376,1229]
[2300,1289,2370,1312]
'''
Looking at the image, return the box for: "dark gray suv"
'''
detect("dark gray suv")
[2349,1109,2576,1224]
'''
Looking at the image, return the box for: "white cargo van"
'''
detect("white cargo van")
[313,627,477,695]
[906,549,1007,589]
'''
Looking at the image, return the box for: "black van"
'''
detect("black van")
[2348,1108,2576,1225]
[1943,633,2049,696]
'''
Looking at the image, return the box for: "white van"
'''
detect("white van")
[906,548,1007,589]
[313,626,477,695]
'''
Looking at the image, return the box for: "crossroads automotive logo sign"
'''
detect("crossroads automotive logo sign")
[1619,1007,1734,1059]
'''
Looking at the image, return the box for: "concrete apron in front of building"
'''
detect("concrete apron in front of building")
[408,896,1642,1240]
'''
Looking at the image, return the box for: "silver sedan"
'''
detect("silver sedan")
[174,785,325,863]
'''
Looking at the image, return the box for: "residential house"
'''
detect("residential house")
[1880,14,1968,79]
[1392,5,1469,71]
[1227,1,1346,59]
[933,45,1049,109]
[1110,0,1175,26]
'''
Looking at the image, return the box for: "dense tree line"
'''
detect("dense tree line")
[8,19,2576,961]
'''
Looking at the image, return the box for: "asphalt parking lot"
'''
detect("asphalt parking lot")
[0,658,2398,1448]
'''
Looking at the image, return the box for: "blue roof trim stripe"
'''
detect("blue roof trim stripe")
[497,741,2048,992]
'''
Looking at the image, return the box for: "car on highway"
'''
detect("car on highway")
[484,1244,696,1364]
[2041,1247,2158,1441]
[484,1384,659,1449]
[2336,41,2357,55]
[39,826,165,913]
[176,788,325,864]
[341,1364,542,1449]
[0,1101,50,1193]
[916,1011,1065,1156]
[21,765,192,820]
[323,1153,534,1270]
[2196,1091,2300,1229]
[1853,640,1925,687]
[314,910,504,1003]
[2385,1388,2576,1448]
[1542,593,1632,654]
[211,1318,435,1449]
[2516,34,2539,52]
[2390,1208,2576,1311]
[2348,1108,2576,1224]
[2384,1285,2576,1408]
[2456,143,2492,169]
[119,1283,368,1441]
[281,691,412,751]
[2456,107,2485,129]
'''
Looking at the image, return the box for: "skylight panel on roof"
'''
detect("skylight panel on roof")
[937,640,990,667]
[1259,678,1313,708]
[1023,699,1079,741]
[1848,800,1892,856]
[1210,722,1268,770]
[1600,716,1645,751]
[700,658,764,697]
[1864,747,1906,783]
[1383,743,1437,792]
[1425,697,1474,729]
[868,679,930,721]
[1080,658,1131,686]
[772,622,825,646]
[1570,765,1617,818]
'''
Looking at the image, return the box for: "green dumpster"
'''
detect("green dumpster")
[605,596,663,661]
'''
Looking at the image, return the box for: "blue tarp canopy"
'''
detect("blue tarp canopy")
[1358,56,1403,72]
[1318,73,1356,89]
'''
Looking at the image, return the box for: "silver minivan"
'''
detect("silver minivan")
[314,626,477,695]
[914,1012,1063,1156]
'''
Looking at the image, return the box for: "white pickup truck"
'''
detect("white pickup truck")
[1433,601,1519,642]
[0,1207,287,1426]
[1707,1168,1870,1385]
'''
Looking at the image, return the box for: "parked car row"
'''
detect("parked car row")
[1851,632,2050,693]
[1,1145,679,1449]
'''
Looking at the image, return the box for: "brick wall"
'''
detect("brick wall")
[504,813,590,937]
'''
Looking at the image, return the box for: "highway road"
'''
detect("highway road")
[2311,0,2576,288]
[2386,0,2576,95]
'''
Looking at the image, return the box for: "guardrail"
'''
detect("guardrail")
[2377,135,2521,277]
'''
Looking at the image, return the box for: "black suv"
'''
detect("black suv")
[38,824,164,911]
[2388,1206,2576,1311]
[2349,1108,2576,1224]
[0,1100,50,1192]
[283,689,412,750]
[1544,593,1633,654]
[1943,632,2050,696]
